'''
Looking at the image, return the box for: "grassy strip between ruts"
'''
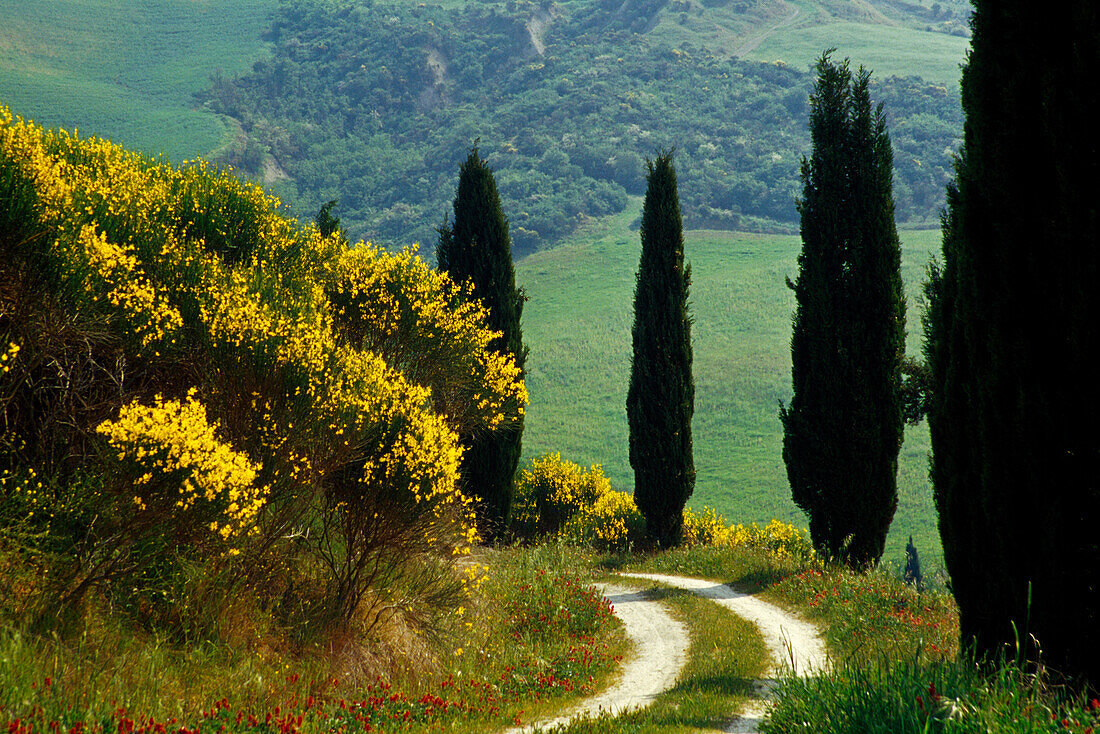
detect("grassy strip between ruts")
[544,582,769,733]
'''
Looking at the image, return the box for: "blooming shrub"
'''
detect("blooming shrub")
[512,453,610,537]
[725,519,817,562]
[0,106,525,629]
[682,505,730,546]
[95,390,266,543]
[563,490,645,552]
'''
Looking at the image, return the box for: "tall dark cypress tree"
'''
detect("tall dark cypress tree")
[781,54,906,568]
[924,1,1099,681]
[437,146,527,543]
[627,151,695,549]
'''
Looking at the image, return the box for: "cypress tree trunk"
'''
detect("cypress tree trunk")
[437,146,527,543]
[627,151,695,549]
[925,2,1100,681]
[781,54,905,568]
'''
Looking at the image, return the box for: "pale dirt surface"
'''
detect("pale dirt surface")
[732,1,803,57]
[619,573,828,733]
[508,573,827,733]
[505,582,689,734]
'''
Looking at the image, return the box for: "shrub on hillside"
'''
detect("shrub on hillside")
[0,107,525,637]
[511,453,610,539]
[563,490,646,552]
[682,506,730,547]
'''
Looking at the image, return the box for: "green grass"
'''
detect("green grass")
[646,0,969,86]
[0,542,629,733]
[745,13,969,85]
[516,200,942,566]
[0,0,275,161]
[763,658,1100,734]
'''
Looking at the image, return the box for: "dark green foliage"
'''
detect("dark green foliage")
[201,1,962,248]
[314,199,345,241]
[924,1,1100,682]
[436,147,526,543]
[903,535,923,591]
[781,53,906,568]
[627,151,694,549]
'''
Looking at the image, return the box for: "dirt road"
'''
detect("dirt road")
[510,572,826,733]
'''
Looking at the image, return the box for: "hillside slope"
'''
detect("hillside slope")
[203,0,965,248]
[0,0,275,161]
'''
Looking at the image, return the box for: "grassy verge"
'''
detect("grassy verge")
[762,659,1100,734]
[0,543,628,733]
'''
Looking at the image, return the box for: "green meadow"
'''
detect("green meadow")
[0,0,275,161]
[746,15,969,85]
[517,201,941,567]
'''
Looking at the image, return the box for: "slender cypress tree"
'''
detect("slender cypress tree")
[924,1,1099,681]
[627,151,695,548]
[781,53,906,568]
[437,146,527,543]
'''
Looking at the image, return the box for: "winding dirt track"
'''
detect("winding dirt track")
[505,582,690,733]
[509,573,827,734]
[621,573,828,733]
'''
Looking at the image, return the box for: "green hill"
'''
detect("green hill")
[199,0,965,248]
[0,0,275,161]
[0,0,967,249]
[516,199,941,566]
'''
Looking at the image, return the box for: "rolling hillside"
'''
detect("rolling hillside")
[0,0,275,161]
[517,200,941,566]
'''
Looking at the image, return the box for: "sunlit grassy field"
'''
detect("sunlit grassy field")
[517,201,941,567]
[745,14,969,84]
[0,0,275,161]
[646,0,969,86]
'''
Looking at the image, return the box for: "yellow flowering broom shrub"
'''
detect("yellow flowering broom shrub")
[512,453,611,538]
[0,106,525,631]
[95,390,267,543]
[682,505,732,547]
[562,490,646,552]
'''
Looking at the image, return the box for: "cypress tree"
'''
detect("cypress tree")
[781,53,906,568]
[627,151,695,549]
[924,1,1099,680]
[437,146,527,543]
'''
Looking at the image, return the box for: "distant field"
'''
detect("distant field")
[647,0,969,86]
[516,200,942,567]
[745,16,969,84]
[0,0,275,161]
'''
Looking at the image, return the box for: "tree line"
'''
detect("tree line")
[202,0,963,250]
[441,0,1098,690]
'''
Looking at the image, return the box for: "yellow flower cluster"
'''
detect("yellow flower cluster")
[723,519,817,562]
[682,505,731,546]
[0,341,19,374]
[679,509,815,562]
[323,243,528,430]
[513,453,611,535]
[564,489,644,551]
[77,224,183,350]
[95,390,267,541]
